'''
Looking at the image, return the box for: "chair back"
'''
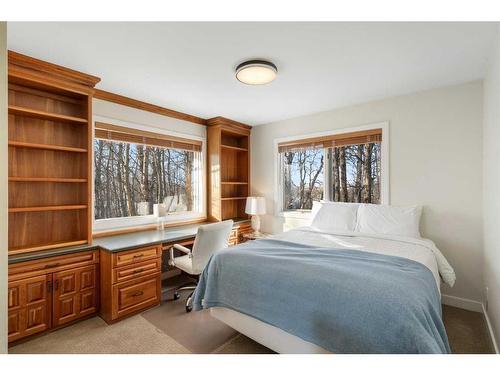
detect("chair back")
[191,220,234,274]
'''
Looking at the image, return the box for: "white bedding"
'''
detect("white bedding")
[271,227,456,290]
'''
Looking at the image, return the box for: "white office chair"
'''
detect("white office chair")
[169,220,234,312]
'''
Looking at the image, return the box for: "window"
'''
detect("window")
[326,142,382,204]
[281,147,325,210]
[278,127,384,212]
[94,122,204,229]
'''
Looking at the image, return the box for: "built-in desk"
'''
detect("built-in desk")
[8,220,252,265]
[7,219,252,343]
[96,219,251,323]
[93,224,202,252]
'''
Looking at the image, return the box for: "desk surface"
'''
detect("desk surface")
[93,224,201,252]
[8,220,250,264]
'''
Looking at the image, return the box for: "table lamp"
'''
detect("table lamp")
[245,197,266,234]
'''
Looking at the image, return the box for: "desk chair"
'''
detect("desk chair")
[169,220,234,312]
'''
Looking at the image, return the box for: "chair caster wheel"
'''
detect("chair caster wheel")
[173,292,180,300]
[186,305,193,313]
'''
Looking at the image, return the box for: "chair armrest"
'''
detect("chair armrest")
[168,244,192,266]
[173,244,192,256]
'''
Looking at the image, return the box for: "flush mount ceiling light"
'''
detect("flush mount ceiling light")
[235,60,278,85]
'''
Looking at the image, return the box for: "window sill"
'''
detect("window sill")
[93,215,207,238]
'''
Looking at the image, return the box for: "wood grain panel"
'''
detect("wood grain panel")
[8,250,98,279]
[207,125,222,221]
[9,181,86,208]
[9,86,86,118]
[206,118,250,223]
[8,114,87,149]
[8,274,52,343]
[52,265,97,327]
[112,258,161,284]
[9,147,86,179]
[9,50,101,88]
[112,274,160,320]
[112,246,161,268]
[8,50,96,255]
[206,116,252,132]
[8,210,88,252]
[94,89,207,126]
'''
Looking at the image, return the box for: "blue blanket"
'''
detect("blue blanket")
[192,239,450,354]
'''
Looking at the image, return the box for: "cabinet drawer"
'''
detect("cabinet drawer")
[112,246,161,268]
[112,259,161,284]
[9,251,98,280]
[112,274,160,320]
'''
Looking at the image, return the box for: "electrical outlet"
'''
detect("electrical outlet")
[484,286,489,311]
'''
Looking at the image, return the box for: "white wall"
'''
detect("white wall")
[252,82,483,302]
[0,21,8,354]
[483,26,500,350]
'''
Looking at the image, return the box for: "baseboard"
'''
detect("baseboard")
[482,305,499,354]
[442,294,498,353]
[441,294,483,312]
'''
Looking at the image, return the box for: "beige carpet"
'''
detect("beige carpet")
[443,305,495,354]
[141,299,238,353]
[9,315,190,354]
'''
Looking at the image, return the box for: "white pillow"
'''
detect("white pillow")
[311,200,323,220]
[311,202,359,232]
[356,204,422,238]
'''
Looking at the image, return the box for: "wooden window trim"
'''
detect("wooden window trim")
[277,128,382,153]
[94,89,207,126]
[94,122,202,152]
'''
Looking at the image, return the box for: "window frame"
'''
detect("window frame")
[92,115,207,233]
[274,122,390,219]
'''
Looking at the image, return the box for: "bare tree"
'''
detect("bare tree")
[339,147,348,202]
[362,143,374,203]
[94,140,198,220]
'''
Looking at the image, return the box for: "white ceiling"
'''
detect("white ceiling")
[7,22,498,125]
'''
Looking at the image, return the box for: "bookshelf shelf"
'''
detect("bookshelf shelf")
[9,205,88,213]
[8,105,88,124]
[9,177,88,183]
[8,141,88,153]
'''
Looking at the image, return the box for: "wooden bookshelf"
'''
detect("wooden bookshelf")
[207,117,251,222]
[7,51,100,255]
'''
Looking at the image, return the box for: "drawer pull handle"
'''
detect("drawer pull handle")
[133,254,144,259]
[130,291,144,297]
[44,263,60,269]
[133,268,144,273]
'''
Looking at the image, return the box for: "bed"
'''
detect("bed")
[192,203,456,354]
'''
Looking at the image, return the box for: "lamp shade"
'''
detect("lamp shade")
[245,197,266,215]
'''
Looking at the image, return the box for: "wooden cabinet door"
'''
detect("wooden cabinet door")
[53,264,97,327]
[8,274,51,343]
